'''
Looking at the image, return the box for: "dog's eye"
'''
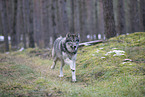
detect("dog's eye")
[66,39,72,42]
[76,39,79,42]
[76,40,79,44]
[67,42,72,45]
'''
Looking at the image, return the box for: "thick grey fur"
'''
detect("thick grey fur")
[51,33,79,82]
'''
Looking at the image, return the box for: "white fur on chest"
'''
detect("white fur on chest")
[62,52,77,61]
[62,52,77,70]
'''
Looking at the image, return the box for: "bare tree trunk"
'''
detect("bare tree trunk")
[33,0,44,48]
[0,13,2,35]
[42,0,49,48]
[70,0,74,33]
[94,0,99,39]
[48,0,53,47]
[86,0,95,40]
[143,1,145,31]
[52,0,58,41]
[97,0,105,39]
[79,0,87,42]
[0,0,9,51]
[103,0,116,39]
[22,0,27,48]
[138,0,144,31]
[39,0,45,48]
[117,0,126,35]
[16,0,22,46]
[92,0,98,40]
[62,0,69,35]
[28,0,35,48]
[10,0,18,49]
[129,0,139,33]
[86,0,91,40]
[57,0,63,35]
[74,0,80,35]
[140,0,145,31]
[79,0,83,42]
[83,0,88,41]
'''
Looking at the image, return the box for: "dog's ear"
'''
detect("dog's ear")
[75,33,80,38]
[66,33,70,38]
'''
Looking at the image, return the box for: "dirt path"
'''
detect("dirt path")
[1,32,145,97]
[0,53,87,97]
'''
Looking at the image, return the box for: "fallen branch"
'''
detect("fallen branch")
[79,40,103,47]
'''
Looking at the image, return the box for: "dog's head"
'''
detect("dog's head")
[65,33,80,53]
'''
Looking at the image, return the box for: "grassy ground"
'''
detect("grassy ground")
[0,32,145,97]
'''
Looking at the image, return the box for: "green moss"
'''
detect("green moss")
[0,32,145,97]
[75,32,145,96]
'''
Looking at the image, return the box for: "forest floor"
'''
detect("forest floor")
[0,32,145,97]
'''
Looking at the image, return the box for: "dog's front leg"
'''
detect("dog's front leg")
[59,60,64,77]
[71,62,76,82]
[64,58,76,81]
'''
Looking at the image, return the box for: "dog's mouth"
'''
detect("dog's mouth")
[72,49,77,53]
[71,48,77,53]
[68,49,77,54]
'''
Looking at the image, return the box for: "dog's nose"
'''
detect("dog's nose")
[74,46,76,49]
[71,46,76,49]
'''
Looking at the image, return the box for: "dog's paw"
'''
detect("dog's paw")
[72,79,76,82]
[59,75,63,77]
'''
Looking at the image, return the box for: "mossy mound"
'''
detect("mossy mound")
[75,32,145,96]
[0,32,145,97]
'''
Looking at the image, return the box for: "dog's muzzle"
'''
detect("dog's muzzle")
[70,45,77,50]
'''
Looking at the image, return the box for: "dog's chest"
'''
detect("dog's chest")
[62,52,77,61]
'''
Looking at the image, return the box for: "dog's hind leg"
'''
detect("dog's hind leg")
[59,60,64,77]
[51,57,58,69]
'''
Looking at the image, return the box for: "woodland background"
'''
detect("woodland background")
[0,0,145,51]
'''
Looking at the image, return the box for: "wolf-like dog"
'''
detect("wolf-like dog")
[51,33,79,82]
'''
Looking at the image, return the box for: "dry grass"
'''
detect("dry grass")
[0,32,145,97]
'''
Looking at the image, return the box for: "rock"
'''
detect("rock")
[123,59,133,62]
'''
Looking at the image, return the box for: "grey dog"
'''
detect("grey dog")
[51,33,79,82]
